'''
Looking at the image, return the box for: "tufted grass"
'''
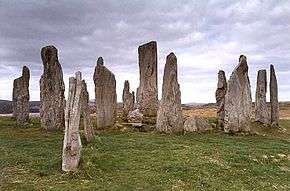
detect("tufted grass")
[0,116,289,190]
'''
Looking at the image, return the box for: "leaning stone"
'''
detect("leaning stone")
[122,80,135,120]
[184,116,213,133]
[81,80,94,142]
[156,53,183,133]
[270,65,279,127]
[215,70,227,130]
[12,66,30,124]
[40,45,65,130]
[255,70,270,124]
[93,57,117,128]
[128,109,143,123]
[136,41,158,117]
[224,55,252,133]
[62,72,82,172]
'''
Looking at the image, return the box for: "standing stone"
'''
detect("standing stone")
[12,66,30,124]
[122,80,134,120]
[93,57,117,128]
[62,72,82,172]
[81,80,94,142]
[215,70,227,130]
[255,70,270,124]
[40,45,65,130]
[270,65,279,127]
[137,41,158,117]
[224,55,252,133]
[156,53,183,133]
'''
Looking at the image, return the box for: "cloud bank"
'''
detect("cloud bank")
[0,0,289,103]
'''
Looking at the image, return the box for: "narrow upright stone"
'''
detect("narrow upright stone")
[62,72,82,172]
[122,80,135,120]
[93,57,117,128]
[81,80,94,142]
[137,41,158,117]
[255,70,270,124]
[270,65,279,127]
[215,70,227,130]
[40,45,65,130]
[12,66,30,124]
[156,53,183,133]
[224,55,252,133]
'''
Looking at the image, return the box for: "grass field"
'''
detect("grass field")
[0,117,290,191]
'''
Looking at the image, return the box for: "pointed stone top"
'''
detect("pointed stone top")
[270,64,275,71]
[218,70,225,75]
[75,71,82,81]
[22,66,30,78]
[97,57,104,65]
[167,52,177,61]
[239,55,247,63]
[41,45,58,64]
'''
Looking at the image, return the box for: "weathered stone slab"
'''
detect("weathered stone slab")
[270,65,279,127]
[81,80,94,142]
[156,53,183,133]
[40,45,65,130]
[224,55,252,133]
[215,70,227,130]
[122,80,135,120]
[137,41,158,117]
[62,72,82,172]
[12,66,30,124]
[184,116,212,133]
[255,70,270,124]
[128,109,144,123]
[93,57,117,128]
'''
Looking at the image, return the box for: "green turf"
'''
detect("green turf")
[0,117,289,190]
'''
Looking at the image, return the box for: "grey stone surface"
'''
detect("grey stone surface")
[184,116,213,133]
[93,57,117,128]
[128,109,144,123]
[12,66,30,124]
[255,70,270,124]
[40,45,65,130]
[62,72,82,172]
[156,53,183,133]
[224,55,252,133]
[215,70,227,130]
[270,65,279,127]
[122,80,135,120]
[81,80,94,142]
[137,41,158,117]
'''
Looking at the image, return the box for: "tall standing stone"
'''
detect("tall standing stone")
[255,70,270,124]
[137,41,158,117]
[122,80,135,120]
[81,80,94,142]
[12,66,30,124]
[156,53,183,133]
[93,57,117,128]
[40,45,65,130]
[62,72,82,172]
[224,55,252,133]
[270,65,279,127]
[215,70,227,130]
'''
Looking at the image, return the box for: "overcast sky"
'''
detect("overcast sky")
[0,0,289,103]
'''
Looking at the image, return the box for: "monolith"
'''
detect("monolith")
[81,80,94,142]
[215,70,227,130]
[156,53,183,133]
[224,55,252,133]
[40,45,65,130]
[93,57,117,128]
[62,72,82,172]
[137,41,158,117]
[255,70,269,124]
[122,80,134,120]
[12,66,30,124]
[270,65,279,127]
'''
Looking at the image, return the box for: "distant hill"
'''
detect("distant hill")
[0,100,40,114]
